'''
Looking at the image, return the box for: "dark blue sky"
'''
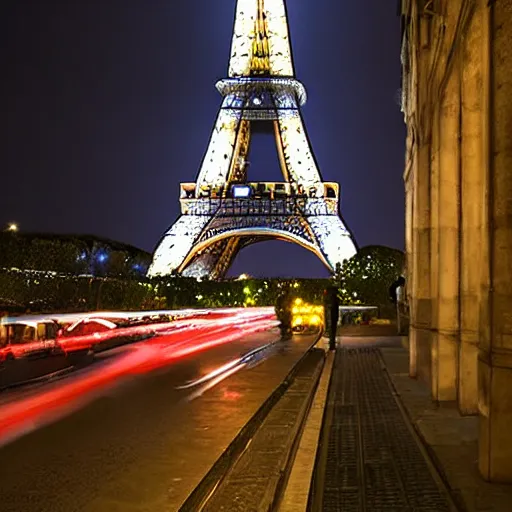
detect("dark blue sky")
[3,0,405,278]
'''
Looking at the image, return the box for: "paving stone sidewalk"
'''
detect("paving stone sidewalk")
[381,343,512,512]
[310,345,454,511]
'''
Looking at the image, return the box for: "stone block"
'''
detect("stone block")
[478,356,512,482]
[458,334,478,415]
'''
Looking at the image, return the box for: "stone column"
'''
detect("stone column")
[478,0,512,483]
[459,7,483,415]
[410,140,432,381]
[431,64,461,402]
[405,174,413,275]
[404,149,414,321]
[409,31,433,382]
[428,104,440,392]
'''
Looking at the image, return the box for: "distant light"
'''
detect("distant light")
[310,315,321,325]
[97,252,108,263]
[7,223,18,232]
[253,97,262,105]
[238,273,249,280]
[232,185,252,198]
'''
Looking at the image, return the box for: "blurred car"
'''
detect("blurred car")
[0,318,92,389]
[60,316,159,353]
[0,319,61,362]
[63,317,118,337]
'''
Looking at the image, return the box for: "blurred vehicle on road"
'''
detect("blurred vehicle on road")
[0,318,92,389]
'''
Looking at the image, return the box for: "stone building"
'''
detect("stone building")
[399,0,512,482]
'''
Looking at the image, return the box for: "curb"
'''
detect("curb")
[269,349,325,511]
[279,348,335,512]
[307,348,339,511]
[179,331,324,512]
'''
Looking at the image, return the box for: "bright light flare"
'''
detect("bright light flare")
[291,301,324,330]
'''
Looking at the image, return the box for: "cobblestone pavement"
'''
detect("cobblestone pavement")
[311,347,455,511]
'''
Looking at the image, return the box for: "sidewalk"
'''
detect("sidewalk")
[381,342,512,512]
[281,336,512,512]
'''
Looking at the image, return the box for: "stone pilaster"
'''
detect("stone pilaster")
[431,66,460,402]
[411,142,432,382]
[409,22,432,381]
[459,6,483,415]
[404,158,414,332]
[478,0,512,483]
[428,103,440,393]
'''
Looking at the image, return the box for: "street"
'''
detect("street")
[0,312,318,512]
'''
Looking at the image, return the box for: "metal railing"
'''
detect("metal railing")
[180,197,338,217]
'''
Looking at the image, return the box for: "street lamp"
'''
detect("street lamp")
[6,223,18,232]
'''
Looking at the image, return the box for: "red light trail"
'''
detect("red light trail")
[0,308,279,447]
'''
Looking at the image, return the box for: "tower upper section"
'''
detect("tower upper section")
[228,0,294,78]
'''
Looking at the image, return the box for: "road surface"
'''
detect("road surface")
[0,314,317,512]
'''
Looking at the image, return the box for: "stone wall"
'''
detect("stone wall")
[400,0,512,483]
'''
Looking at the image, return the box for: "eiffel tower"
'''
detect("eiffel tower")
[148,0,357,279]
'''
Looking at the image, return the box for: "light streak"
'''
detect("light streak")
[176,358,244,390]
[0,309,278,447]
[185,363,246,402]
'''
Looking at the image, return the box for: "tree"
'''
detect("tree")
[333,261,344,285]
[338,245,404,314]
[106,251,130,277]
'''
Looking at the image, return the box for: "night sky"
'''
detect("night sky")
[3,1,405,278]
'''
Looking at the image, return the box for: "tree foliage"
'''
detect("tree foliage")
[335,245,405,315]
[0,269,155,313]
[0,233,150,278]
[0,238,404,318]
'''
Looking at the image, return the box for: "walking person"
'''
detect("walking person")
[389,276,406,334]
[324,286,340,351]
[275,287,293,340]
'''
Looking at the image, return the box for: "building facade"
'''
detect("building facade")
[400,0,512,482]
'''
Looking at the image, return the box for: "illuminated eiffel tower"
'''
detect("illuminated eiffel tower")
[148,0,357,279]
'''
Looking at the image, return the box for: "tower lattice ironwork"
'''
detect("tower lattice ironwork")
[148,0,357,279]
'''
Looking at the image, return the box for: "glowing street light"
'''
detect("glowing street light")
[238,273,249,280]
[6,223,18,232]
